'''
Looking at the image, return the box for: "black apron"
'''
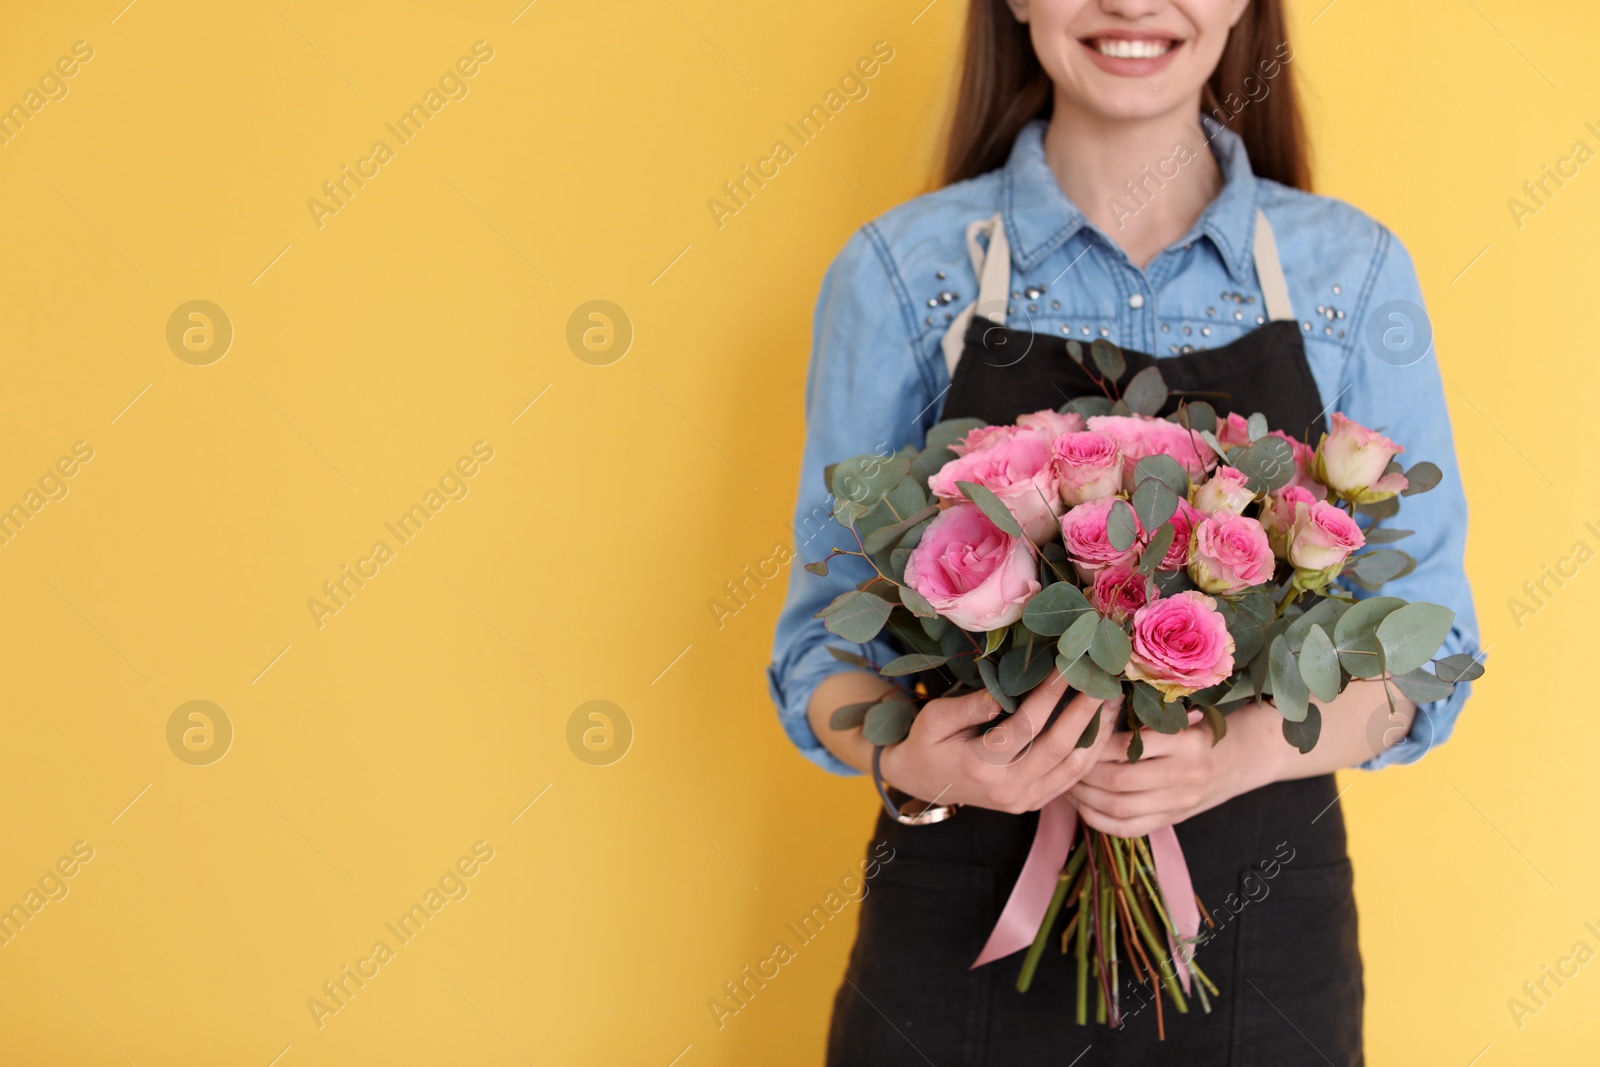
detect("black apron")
[827,213,1364,1066]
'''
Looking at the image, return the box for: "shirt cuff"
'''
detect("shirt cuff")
[768,640,898,777]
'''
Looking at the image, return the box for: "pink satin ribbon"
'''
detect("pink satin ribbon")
[971,796,1201,995]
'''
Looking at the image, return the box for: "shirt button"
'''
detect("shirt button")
[1128,293,1145,309]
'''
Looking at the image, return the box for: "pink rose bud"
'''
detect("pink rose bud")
[1060,497,1141,582]
[929,433,1063,544]
[1125,590,1237,701]
[1051,431,1124,506]
[903,503,1041,632]
[1268,430,1329,500]
[1260,485,1316,558]
[949,423,1022,457]
[1187,512,1276,595]
[1287,499,1366,573]
[1315,413,1408,503]
[1088,413,1217,487]
[1089,563,1154,624]
[1191,465,1255,515]
[1153,498,1201,572]
[1017,408,1086,439]
[1217,411,1253,449]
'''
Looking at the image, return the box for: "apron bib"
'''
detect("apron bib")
[828,212,1364,1067]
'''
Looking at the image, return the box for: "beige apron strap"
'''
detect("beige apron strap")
[941,213,1013,378]
[1252,208,1296,323]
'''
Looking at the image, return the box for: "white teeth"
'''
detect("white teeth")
[1094,38,1173,60]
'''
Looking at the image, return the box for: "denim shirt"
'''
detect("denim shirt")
[768,119,1479,776]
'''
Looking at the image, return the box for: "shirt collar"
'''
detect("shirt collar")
[1000,117,1260,284]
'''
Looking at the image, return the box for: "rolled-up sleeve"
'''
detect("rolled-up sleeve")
[767,225,940,776]
[1340,229,1482,768]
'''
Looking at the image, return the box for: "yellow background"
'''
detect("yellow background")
[0,1,1594,1063]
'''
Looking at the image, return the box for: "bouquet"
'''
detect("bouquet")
[809,341,1483,1035]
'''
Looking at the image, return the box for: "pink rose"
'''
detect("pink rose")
[1152,498,1201,572]
[1088,414,1216,484]
[950,423,1021,457]
[1060,497,1140,582]
[1268,431,1328,500]
[1191,465,1254,515]
[929,433,1062,543]
[1217,412,1253,449]
[1051,431,1123,506]
[1287,500,1366,574]
[1125,591,1237,700]
[1260,485,1316,558]
[903,504,1041,632]
[1089,563,1154,624]
[1017,409,1086,439]
[1187,512,1276,594]
[1315,413,1408,503]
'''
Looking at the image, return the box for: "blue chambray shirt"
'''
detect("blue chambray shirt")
[768,120,1479,776]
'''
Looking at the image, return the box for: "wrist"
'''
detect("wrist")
[1240,701,1297,788]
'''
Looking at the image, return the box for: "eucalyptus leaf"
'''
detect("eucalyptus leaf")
[1090,338,1125,381]
[1282,704,1321,754]
[1334,596,1406,645]
[1126,726,1145,762]
[1124,365,1169,416]
[1401,461,1442,496]
[1132,479,1180,531]
[829,701,876,730]
[1363,527,1415,545]
[1233,435,1297,493]
[1356,496,1400,522]
[862,701,916,745]
[1375,602,1456,675]
[898,583,937,618]
[1349,549,1414,587]
[1183,400,1218,436]
[1061,395,1114,419]
[1247,412,1269,442]
[1134,454,1190,494]
[818,590,895,643]
[1298,624,1342,703]
[977,656,1018,714]
[1435,652,1486,683]
[1056,612,1099,669]
[1338,633,1387,679]
[1066,339,1084,366]
[1217,599,1267,664]
[862,504,941,554]
[1090,617,1133,674]
[1199,703,1227,745]
[825,646,873,669]
[1063,653,1123,700]
[881,652,951,676]
[1075,703,1102,748]
[1107,499,1140,552]
[957,480,1024,538]
[924,417,987,455]
[1000,642,1056,696]
[1131,682,1186,734]
[804,559,829,576]
[888,546,913,584]
[1391,667,1456,704]
[1268,634,1310,722]
[1139,524,1176,576]
[1024,581,1093,636]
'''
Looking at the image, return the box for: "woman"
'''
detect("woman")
[769,1,1479,1063]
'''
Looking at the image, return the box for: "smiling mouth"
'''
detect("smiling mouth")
[1085,37,1178,60]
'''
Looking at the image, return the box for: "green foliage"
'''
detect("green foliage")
[1375,602,1456,675]
[818,590,894,643]
[862,701,915,744]
[1107,499,1140,551]
[1123,365,1168,416]
[957,480,1023,537]
[1282,704,1321,753]
[1023,582,1093,636]
[1131,682,1185,733]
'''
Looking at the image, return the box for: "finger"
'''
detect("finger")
[1070,782,1192,821]
[1017,691,1119,780]
[1019,699,1124,809]
[917,687,1004,742]
[1074,802,1175,839]
[964,669,1070,765]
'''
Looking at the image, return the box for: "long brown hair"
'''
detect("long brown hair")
[940,0,1311,190]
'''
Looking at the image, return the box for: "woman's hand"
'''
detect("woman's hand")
[879,670,1122,814]
[1069,703,1293,838]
